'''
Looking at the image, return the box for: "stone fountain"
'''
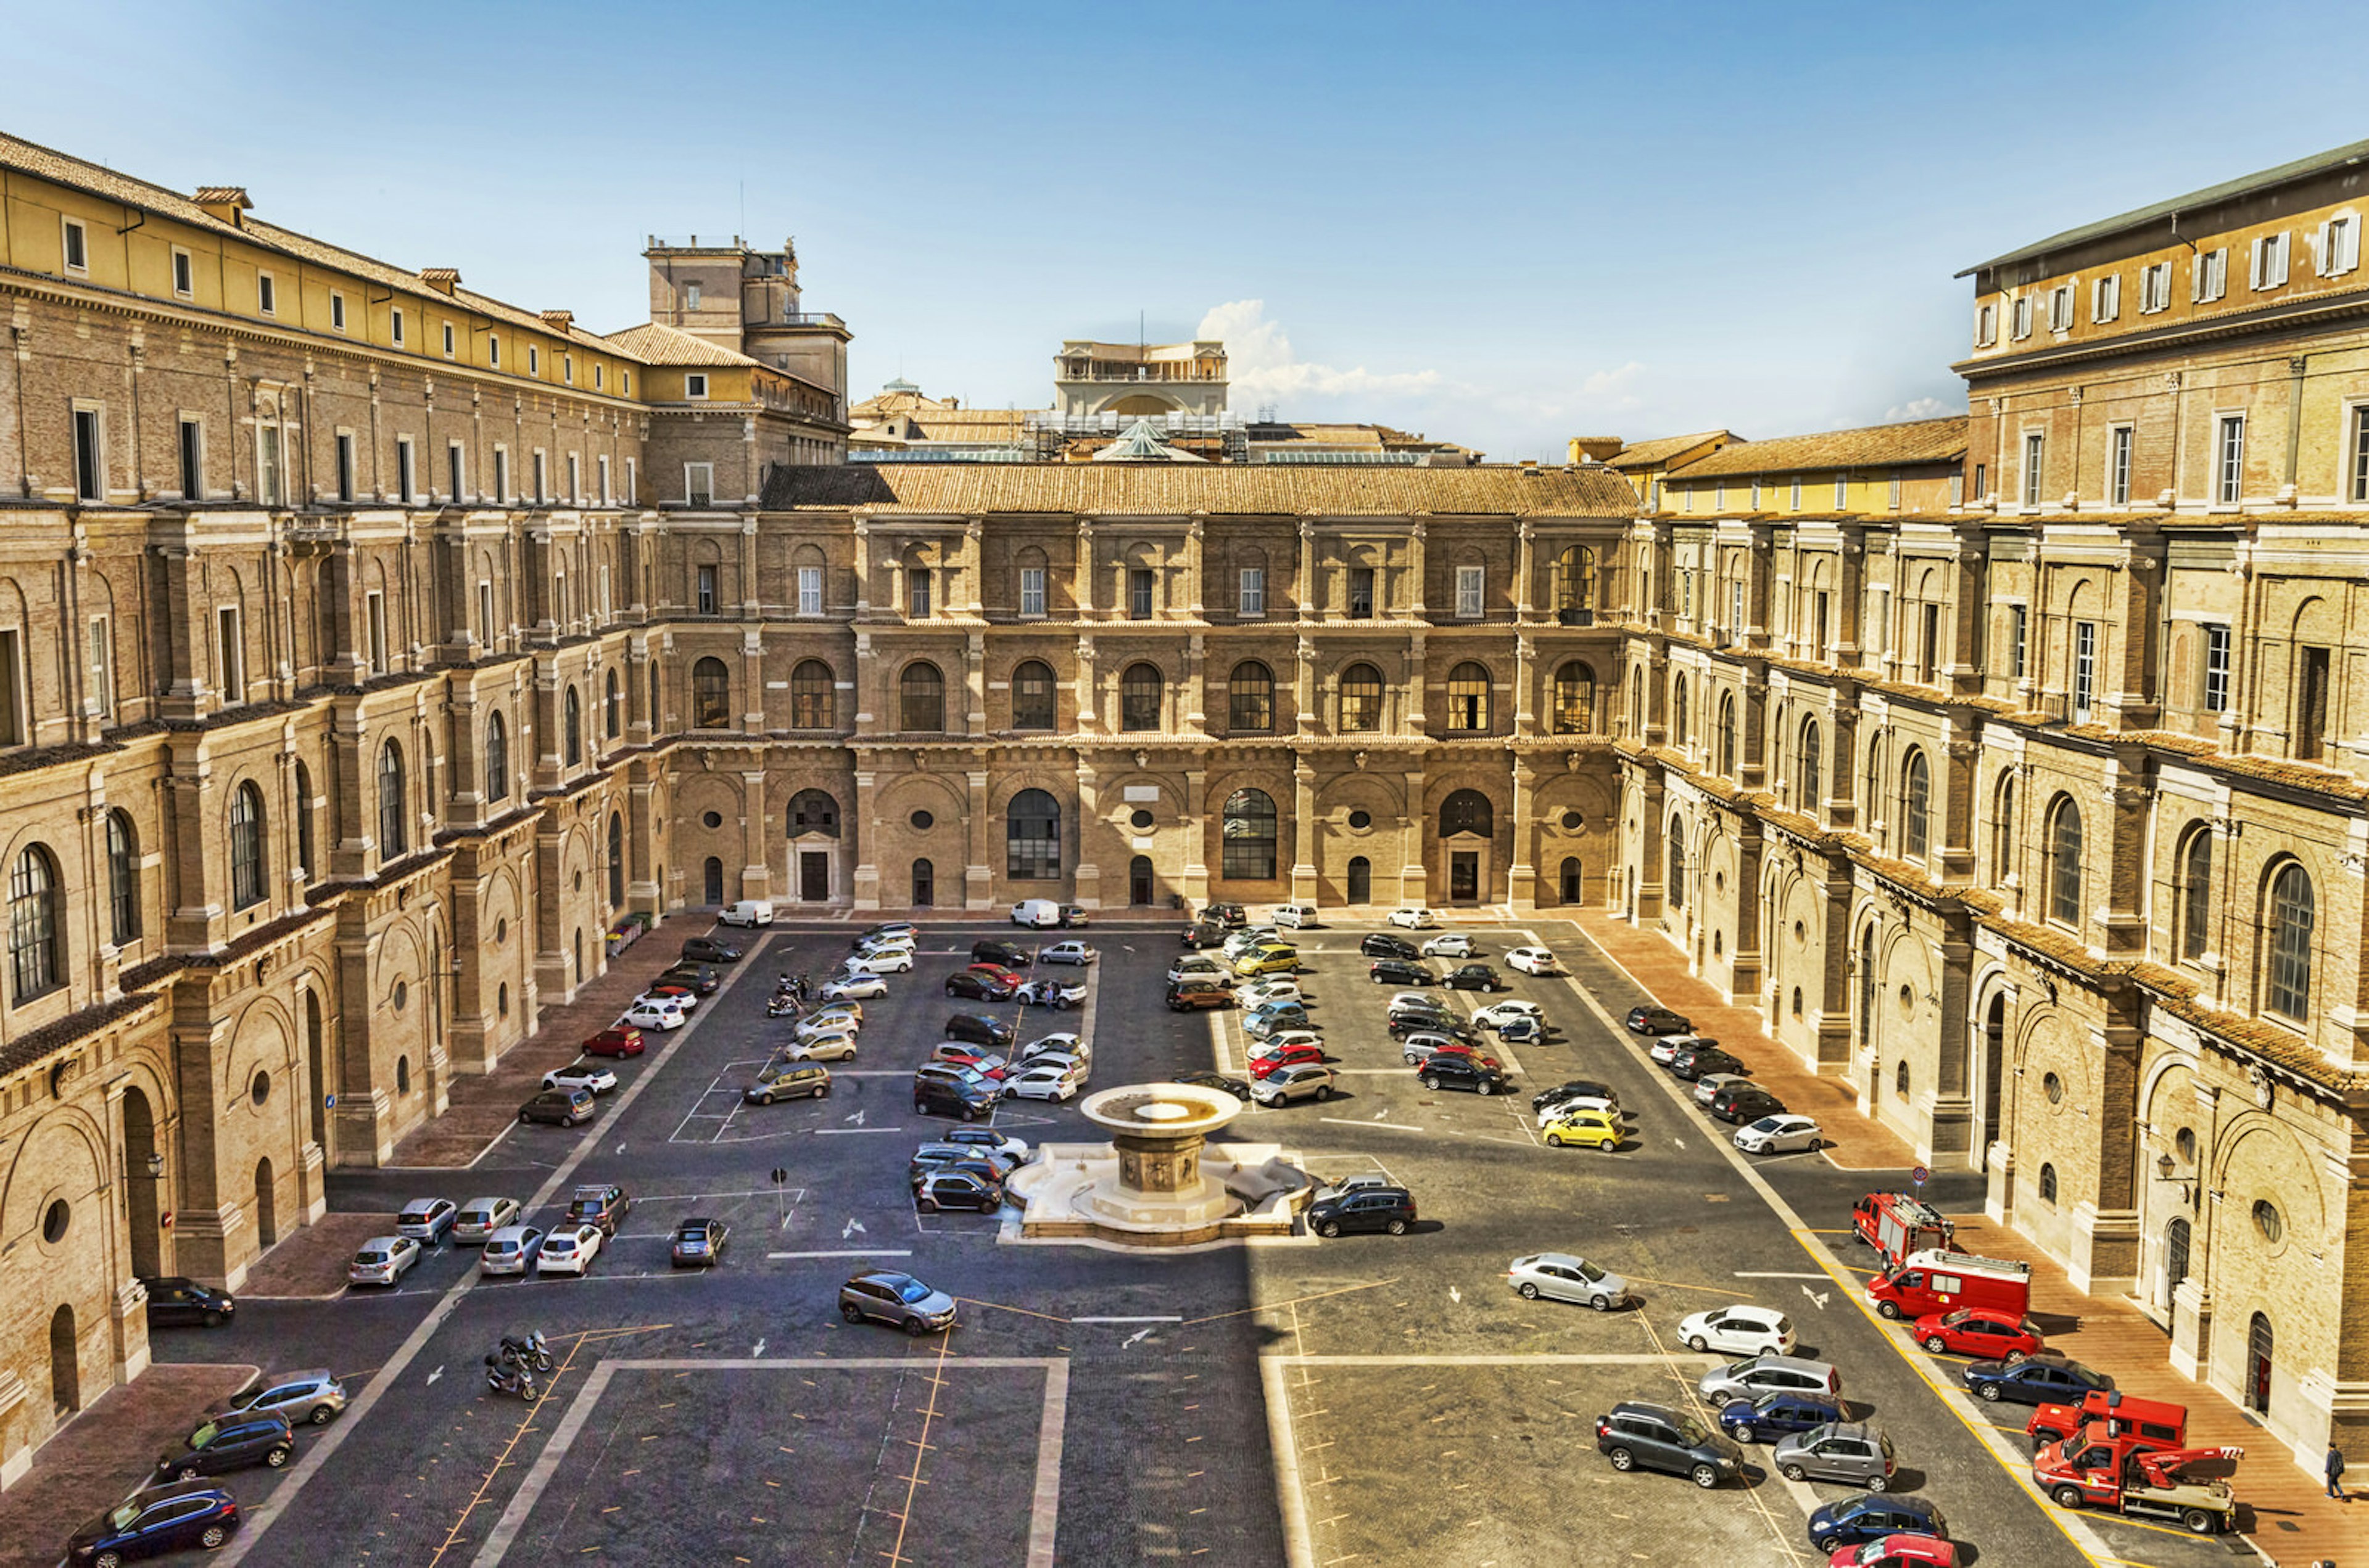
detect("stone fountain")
[1003,1083,1312,1247]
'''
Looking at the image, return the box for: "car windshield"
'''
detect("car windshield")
[1576,1260,1606,1282]
[895,1278,933,1304]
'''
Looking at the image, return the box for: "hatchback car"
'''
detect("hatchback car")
[1252,1062,1338,1106]
[1961,1350,2112,1405]
[1711,1085,1788,1124]
[656,963,723,995]
[928,1044,1008,1078]
[1735,1113,1824,1155]
[970,938,1033,968]
[618,1000,685,1031]
[1234,978,1303,1010]
[347,1236,421,1287]
[1534,1091,1620,1124]
[1402,1034,1495,1068]
[637,983,701,1012]
[542,1061,619,1096]
[1507,1252,1633,1310]
[1806,1495,1950,1554]
[1671,1046,1748,1082]
[1369,958,1433,987]
[1307,1187,1416,1237]
[1677,1305,1796,1356]
[1180,918,1228,949]
[841,1269,957,1335]
[1542,1108,1624,1150]
[1825,1537,1956,1568]
[1472,999,1543,1030]
[1719,1390,1850,1444]
[1505,946,1561,975]
[856,920,919,944]
[536,1224,603,1276]
[1174,1070,1252,1100]
[911,1143,1020,1182]
[1038,939,1095,965]
[746,1061,833,1103]
[1444,963,1507,993]
[580,1026,647,1058]
[1693,1071,1752,1108]
[217,1369,348,1427]
[916,1170,1004,1212]
[1595,1400,1745,1488]
[1251,1041,1326,1078]
[1166,981,1235,1011]
[841,948,914,975]
[453,1197,522,1244]
[1389,906,1439,928]
[519,1086,595,1127]
[1533,1078,1618,1112]
[478,1225,545,1276]
[1627,1004,1692,1034]
[1915,1308,2044,1360]
[1419,931,1476,958]
[945,1012,1017,1049]
[945,969,1017,1002]
[1167,955,1232,985]
[1360,933,1421,961]
[941,1126,1031,1160]
[1418,1054,1511,1096]
[1234,944,1300,978]
[155,1413,294,1480]
[395,1198,457,1244]
[1003,1063,1081,1102]
[913,1067,1001,1121]
[796,1007,864,1039]
[1243,1004,1314,1039]
[778,1033,858,1064]
[1650,1033,1713,1067]
[67,1481,240,1562]
[819,973,888,1002]
[1774,1421,1898,1490]
[1018,1031,1091,1065]
[680,936,742,964]
[1015,978,1088,1009]
[671,1218,730,1267]
[1698,1354,1845,1405]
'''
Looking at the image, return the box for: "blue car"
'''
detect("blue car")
[1806,1493,1949,1553]
[1718,1390,1847,1443]
[1961,1349,2113,1406]
[68,1481,241,1561]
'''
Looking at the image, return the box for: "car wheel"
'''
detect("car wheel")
[1922,1333,1948,1353]
[1386,1218,1408,1236]
[840,1303,864,1324]
[1979,1382,2003,1403]
[914,1102,928,1114]
[560,1114,579,1128]
[904,1316,930,1337]
[1317,1221,1339,1238]
[1864,1474,1888,1493]
[1423,1076,1441,1091]
[1514,1281,1542,1301]
[1875,1300,1903,1320]
[1313,1084,1334,1102]
[1476,1081,1493,1097]
[1731,1422,1755,1443]
[1546,1134,1566,1148]
[97,1552,126,1568]
[267,1445,291,1468]
[1814,1538,1842,1554]
[203,1310,225,1328]
[760,1092,775,1106]
[180,1465,202,1481]
[1687,1335,1710,1353]
[518,1111,532,1124]
[919,1197,940,1213]
[307,1403,336,1426]
[1589,1294,1613,1312]
[1779,1462,1806,1482]
[962,1107,979,1123]
[817,1084,832,1099]
[1606,1446,1635,1472]
[1690,1463,1720,1489]
[2004,1347,2028,1363]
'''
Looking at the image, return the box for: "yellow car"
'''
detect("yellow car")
[1233,944,1300,978]
[1542,1108,1623,1150]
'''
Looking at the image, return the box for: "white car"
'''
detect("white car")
[347,1235,422,1287]
[634,988,697,1013]
[542,1062,619,1096]
[1254,1029,1322,1057]
[1385,991,1444,1014]
[819,974,888,1002]
[855,935,917,958]
[1535,1093,1619,1125]
[841,949,914,976]
[1235,979,1303,1010]
[1505,947,1560,975]
[1420,932,1476,957]
[1507,1252,1634,1311]
[1003,1064,1081,1102]
[1022,1031,1086,1062]
[1652,1033,1714,1067]
[1675,1305,1796,1357]
[1389,906,1439,929]
[619,1000,686,1031]
[1016,978,1089,1009]
[780,1034,858,1063]
[930,1043,1009,1074]
[1734,1114,1823,1155]
[1402,1034,1485,1066]
[1017,1049,1086,1078]
[1167,958,1232,985]
[1041,941,1097,965]
[535,1224,604,1276]
[1471,1001,1543,1030]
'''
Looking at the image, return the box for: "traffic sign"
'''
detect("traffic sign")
[1911,1164,1931,1187]
[770,1168,788,1186]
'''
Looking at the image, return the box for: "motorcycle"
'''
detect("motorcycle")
[498,1331,553,1373]
[483,1355,539,1401]
[767,994,801,1018]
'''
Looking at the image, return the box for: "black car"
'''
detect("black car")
[1670,1046,1747,1082]
[1307,1186,1417,1237]
[1806,1493,1949,1554]
[1418,1054,1511,1095]
[909,1154,1009,1192]
[1961,1350,2114,1406]
[944,1012,1017,1049]
[970,939,1033,968]
[1175,1070,1253,1100]
[1443,963,1506,992]
[1360,933,1420,961]
[155,1413,294,1480]
[912,1067,1001,1121]
[655,963,722,994]
[1180,919,1226,949]
[1203,903,1248,928]
[142,1276,235,1329]
[67,1482,241,1562]
[518,1087,595,1127]
[1387,1013,1475,1043]
[1627,1005,1692,1035]
[1709,1086,1786,1124]
[1370,959,1433,986]
[1533,1079,1618,1111]
[680,936,743,965]
[1595,1399,1745,1488]
[945,970,1017,1002]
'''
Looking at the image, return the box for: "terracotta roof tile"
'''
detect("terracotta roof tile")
[599,321,765,368]
[760,463,1637,516]
[1671,416,1969,480]
[1606,430,1738,471]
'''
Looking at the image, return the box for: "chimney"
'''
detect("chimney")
[418,268,461,296]
[193,186,251,228]
[540,310,575,334]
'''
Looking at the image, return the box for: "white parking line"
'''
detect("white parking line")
[764,1248,916,1259]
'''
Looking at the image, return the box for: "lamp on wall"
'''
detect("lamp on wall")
[2153,1151,2193,1208]
[144,1153,164,1179]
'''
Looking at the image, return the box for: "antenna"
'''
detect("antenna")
[738,181,746,240]
[1139,309,1146,352]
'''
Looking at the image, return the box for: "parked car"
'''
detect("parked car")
[841,1269,957,1334]
[1417,1054,1511,1096]
[916,1170,1004,1212]
[854,933,917,959]
[618,1000,686,1031]
[1243,1004,1315,1038]
[1180,918,1228,950]
[1201,902,1248,928]
[1915,1307,2044,1360]
[1420,931,1476,957]
[656,963,722,994]
[1533,1078,1618,1112]
[1360,933,1421,961]
[717,900,775,926]
[1234,944,1300,978]
[1042,940,1097,965]
[155,1413,295,1481]
[1251,1041,1327,1079]
[1504,946,1561,975]
[1627,1004,1692,1035]
[1166,981,1236,1011]
[1719,1391,1850,1444]
[1251,1062,1337,1107]
[927,1044,1008,1078]
[1735,1114,1824,1155]
[680,936,742,964]
[1010,898,1064,928]
[945,970,1015,1002]
[1370,959,1433,987]
[216,1369,348,1427]
[536,1224,603,1276]
[1167,955,1232,985]
[1271,903,1321,929]
[567,1183,631,1234]
[1389,906,1439,928]
[1773,1421,1898,1490]
[1235,978,1303,1010]
[856,921,918,944]
[636,983,701,1012]
[1806,1495,1951,1554]
[1676,1305,1797,1356]
[1444,963,1507,993]
[1692,1071,1753,1108]
[910,1143,1020,1183]
[67,1481,241,1561]
[1003,1063,1082,1102]
[1824,1537,1955,1568]
[1961,1350,2113,1406]
[1507,1252,1633,1310]
[1056,905,1092,927]
[778,1033,858,1063]
[580,1026,647,1058]
[1698,1355,1844,1406]
[478,1225,545,1276]
[940,1126,1031,1160]
[1015,978,1088,1009]
[1710,1084,1788,1124]
[971,938,1034,968]
[542,1061,619,1096]
[1402,1033,1494,1068]
[1175,1070,1252,1100]
[519,1086,596,1127]
[1542,1108,1624,1150]
[1018,1031,1090,1066]
[671,1218,730,1268]
[945,1012,1017,1049]
[1535,1091,1622,1130]
[841,948,914,975]
[819,973,888,1002]
[796,1006,863,1038]
[347,1236,422,1287]
[453,1198,521,1244]
[1307,1186,1416,1237]
[1650,1033,1712,1067]
[912,1066,1001,1121]
[746,1062,833,1103]
[1472,1000,1543,1030]
[1595,1400,1745,1488]
[395,1198,457,1244]
[1670,1046,1748,1082]
[1388,1012,1476,1043]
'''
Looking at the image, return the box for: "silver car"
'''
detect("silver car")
[395,1198,456,1243]
[1692,1072,1751,1108]
[452,1197,522,1243]
[1252,1062,1337,1106]
[347,1235,421,1286]
[1772,1421,1898,1490]
[1697,1354,1844,1405]
[478,1224,545,1276]
[1507,1252,1633,1311]
[218,1369,347,1427]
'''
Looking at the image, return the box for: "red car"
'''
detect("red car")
[968,963,1025,987]
[1827,1535,1955,1568]
[581,1028,647,1058]
[1914,1306,2044,1361]
[1250,1042,1325,1079]
[641,983,700,1009]
[932,1048,1008,1080]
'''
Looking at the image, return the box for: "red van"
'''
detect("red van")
[1851,1192,1958,1266]
[1866,1248,2030,1321]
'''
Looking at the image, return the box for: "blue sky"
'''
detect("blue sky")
[5,1,2362,458]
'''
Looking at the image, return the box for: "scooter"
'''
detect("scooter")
[767,994,801,1018]
[498,1331,553,1373]
[484,1355,538,1401]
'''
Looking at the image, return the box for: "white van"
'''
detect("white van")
[1273,904,1320,930]
[719,900,775,927]
[1011,899,1062,928]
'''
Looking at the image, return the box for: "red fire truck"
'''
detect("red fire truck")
[2026,1389,2186,1452]
[2032,1439,2242,1535]
[1851,1192,1959,1266]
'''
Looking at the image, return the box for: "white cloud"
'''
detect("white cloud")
[1882,395,1954,423]
[1196,299,1442,403]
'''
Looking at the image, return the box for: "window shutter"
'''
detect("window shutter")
[2273,233,2291,286]
[2342,218,2361,274]
[2318,220,2334,276]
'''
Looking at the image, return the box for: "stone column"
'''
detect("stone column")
[1407,519,1429,618]
[1515,521,1535,621]
[964,768,993,910]
[1291,759,1318,901]
[1294,635,1317,737]
[1513,632,1536,737]
[1181,767,1210,906]
[1297,518,1317,618]
[1399,768,1428,905]
[1508,758,1537,912]
[1184,633,1207,731]
[966,630,988,737]
[1073,760,1102,910]
[851,767,882,911]
[740,769,772,901]
[1074,518,1096,619]
[1185,515,1206,618]
[1074,635,1099,735]
[1729,820,1764,1001]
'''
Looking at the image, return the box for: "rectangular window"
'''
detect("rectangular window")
[61,217,88,273]
[2297,645,2331,759]
[1729,579,1745,643]
[0,629,25,746]
[697,564,719,616]
[334,432,355,503]
[1238,566,1263,617]
[2191,247,2227,303]
[487,335,500,369]
[2011,295,2032,339]
[597,454,610,504]
[684,461,713,506]
[391,306,405,347]
[1790,477,1802,510]
[2073,620,2096,717]
[2009,604,2027,680]
[88,617,112,720]
[684,283,702,310]
[178,416,203,501]
[1455,564,1484,619]
[2092,274,2120,323]
[527,345,540,376]
[2251,233,2291,291]
[594,363,605,392]
[907,567,931,619]
[1888,471,1902,510]
[623,370,632,397]
[2022,432,2044,507]
[563,354,574,386]
[442,321,457,359]
[2141,262,2173,313]
[2202,624,2231,713]
[365,591,387,674]
[625,456,637,502]
[478,582,494,644]
[2215,415,2245,504]
[1750,480,1763,510]
[800,564,825,616]
[1835,474,1848,508]
[685,373,709,400]
[1975,302,1997,347]
[72,406,103,501]
[1920,602,1941,683]
[2352,407,2369,503]
[218,606,244,704]
[1127,567,1155,619]
[531,450,547,503]
[171,246,193,298]
[2109,425,2133,506]
[448,442,466,503]
[1813,592,1830,655]
[1972,462,1987,501]
[1019,566,1045,617]
[2322,215,2360,277]
[492,447,509,501]
[329,291,347,332]
[257,272,276,315]
[2049,283,2074,330]
[257,423,282,506]
[396,439,415,504]
[1349,566,1375,617]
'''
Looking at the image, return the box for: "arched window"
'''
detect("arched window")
[900,662,945,732]
[605,669,622,738]
[649,663,662,730]
[789,790,840,837]
[484,711,510,802]
[1901,750,1930,860]
[702,856,724,904]
[1228,661,1274,734]
[1552,545,1596,621]
[1552,661,1595,735]
[1666,825,1686,910]
[790,660,835,729]
[378,741,407,856]
[229,782,267,909]
[1007,788,1061,880]
[2179,826,2214,962]
[692,657,731,728]
[2038,1162,2058,1203]
[1716,693,1736,776]
[1445,661,1490,733]
[293,759,315,884]
[2047,796,2083,928]
[106,810,139,946]
[1993,773,2016,883]
[1895,1058,1911,1099]
[1798,719,1822,811]
[1671,675,1689,746]
[607,811,625,909]
[1012,660,1056,730]
[2266,862,2315,1021]
[564,686,582,765]
[1221,788,1277,880]
[1440,789,1494,838]
[1120,663,1162,732]
[1339,664,1384,732]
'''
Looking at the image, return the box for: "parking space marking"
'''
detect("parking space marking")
[765,1247,914,1259]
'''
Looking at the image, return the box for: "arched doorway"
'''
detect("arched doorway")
[1978,991,2006,1168]
[253,1158,278,1248]
[1129,856,1154,906]
[789,790,841,903]
[49,1305,78,1416]
[1439,790,1494,904]
[1559,856,1582,906]
[121,1088,161,1278]
[2246,1313,2274,1414]
[305,990,328,1158]
[1346,855,1371,904]
[911,860,934,909]
[703,856,724,906]
[2164,1218,2191,1313]
[1857,926,1877,1055]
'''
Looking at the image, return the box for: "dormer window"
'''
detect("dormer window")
[685,373,709,400]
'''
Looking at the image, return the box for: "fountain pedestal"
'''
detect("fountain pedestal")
[1003,1084,1313,1247]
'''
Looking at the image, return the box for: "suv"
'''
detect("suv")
[945,1013,1017,1049]
[1418,1054,1511,1096]
[745,1062,832,1104]
[67,1482,241,1562]
[1670,1046,1747,1082]
[1202,902,1248,928]
[1595,1400,1745,1488]
[1710,1084,1788,1124]
[216,1370,348,1428]
[656,963,722,994]
[1166,981,1235,1012]
[566,1184,632,1236]
[1251,1062,1337,1107]
[1697,1355,1843,1405]
[913,1067,1001,1121]
[1627,1005,1692,1035]
[1369,959,1433,987]
[155,1413,296,1480]
[840,1269,957,1335]
[1307,1187,1416,1237]
[1772,1421,1898,1489]
[970,939,1033,968]
[1180,918,1227,949]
